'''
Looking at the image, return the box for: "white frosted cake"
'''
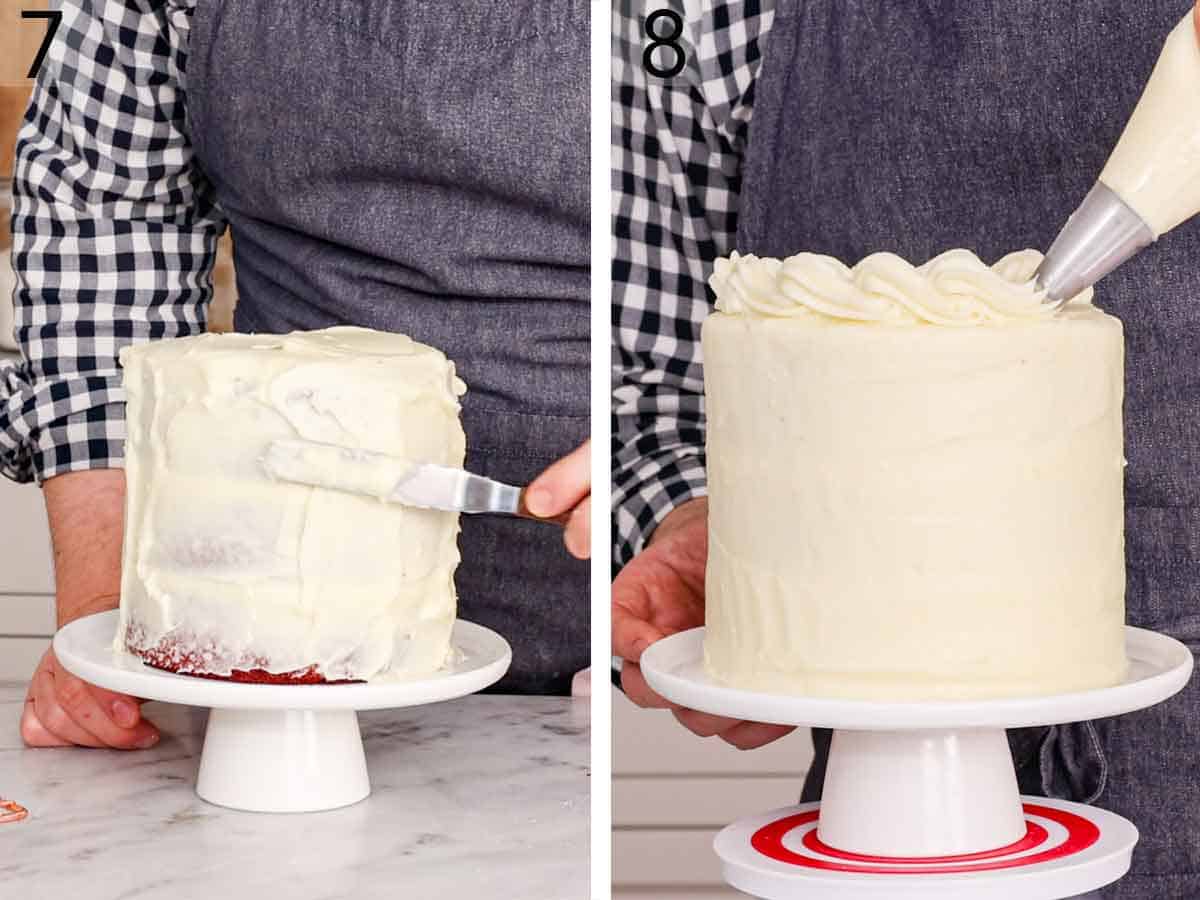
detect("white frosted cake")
[115,326,466,683]
[702,249,1128,700]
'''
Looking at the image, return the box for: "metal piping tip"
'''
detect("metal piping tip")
[1036,181,1155,307]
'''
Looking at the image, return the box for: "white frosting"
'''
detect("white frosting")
[262,439,418,501]
[1100,13,1200,237]
[703,250,1128,699]
[115,326,467,682]
[710,248,1092,325]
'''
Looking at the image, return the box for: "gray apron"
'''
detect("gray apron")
[184,0,590,694]
[739,2,1200,893]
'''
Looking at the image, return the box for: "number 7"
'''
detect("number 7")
[22,10,63,79]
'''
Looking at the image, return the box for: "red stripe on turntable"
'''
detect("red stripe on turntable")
[751,803,1101,874]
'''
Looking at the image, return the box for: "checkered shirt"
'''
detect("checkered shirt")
[611,1,776,568]
[0,0,223,484]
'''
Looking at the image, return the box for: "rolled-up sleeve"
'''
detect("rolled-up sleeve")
[611,1,775,569]
[1,0,224,483]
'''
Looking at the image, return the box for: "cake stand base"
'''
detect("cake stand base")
[197,708,369,813]
[716,799,1135,900]
[822,728,1024,856]
[54,610,512,813]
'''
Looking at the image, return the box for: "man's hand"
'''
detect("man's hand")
[526,440,591,559]
[20,469,159,750]
[612,498,795,750]
[21,647,159,749]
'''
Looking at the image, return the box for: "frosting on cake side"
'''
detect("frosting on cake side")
[116,326,466,683]
[701,249,1128,700]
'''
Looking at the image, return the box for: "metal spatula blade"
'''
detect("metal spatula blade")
[261,439,568,524]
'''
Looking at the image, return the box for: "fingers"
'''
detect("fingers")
[672,706,743,737]
[624,664,794,750]
[611,606,665,663]
[26,667,105,748]
[672,706,795,749]
[611,501,708,660]
[21,650,160,750]
[620,662,674,709]
[570,667,592,698]
[613,495,788,754]
[525,441,590,558]
[87,683,148,728]
[563,496,590,559]
[718,721,797,750]
[19,695,72,748]
[53,668,160,750]
[525,440,590,518]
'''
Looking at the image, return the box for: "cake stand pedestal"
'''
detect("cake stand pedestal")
[641,626,1193,899]
[54,610,511,814]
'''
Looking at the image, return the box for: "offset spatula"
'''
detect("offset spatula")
[261,439,570,526]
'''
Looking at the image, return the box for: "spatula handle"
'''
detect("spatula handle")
[516,489,573,527]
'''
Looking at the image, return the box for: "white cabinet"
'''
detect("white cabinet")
[613,686,813,895]
[0,476,54,680]
[0,476,54,593]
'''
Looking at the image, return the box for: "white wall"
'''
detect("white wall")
[0,477,55,681]
[612,686,813,896]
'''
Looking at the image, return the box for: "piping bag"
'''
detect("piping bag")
[1037,12,1200,304]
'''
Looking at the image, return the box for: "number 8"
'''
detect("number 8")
[643,9,686,79]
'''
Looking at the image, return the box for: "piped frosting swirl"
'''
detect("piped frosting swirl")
[710,248,1093,326]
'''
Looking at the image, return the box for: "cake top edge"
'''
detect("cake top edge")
[709,248,1097,326]
[118,326,467,398]
[120,325,436,360]
[118,325,464,388]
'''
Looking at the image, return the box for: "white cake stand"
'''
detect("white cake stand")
[641,626,1193,899]
[54,610,512,814]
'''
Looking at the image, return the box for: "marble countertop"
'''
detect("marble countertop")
[0,683,589,900]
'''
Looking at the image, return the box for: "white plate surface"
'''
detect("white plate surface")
[54,609,511,711]
[641,626,1193,730]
